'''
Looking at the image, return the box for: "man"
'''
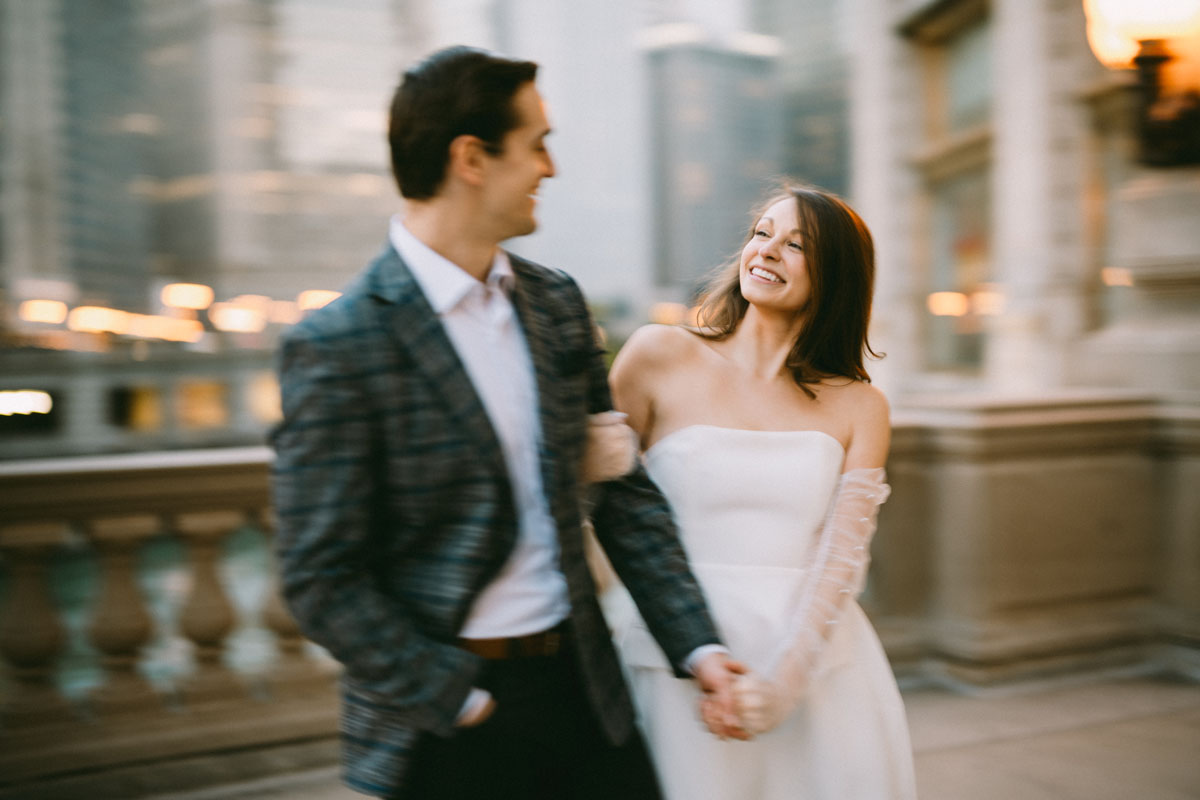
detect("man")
[271,46,741,799]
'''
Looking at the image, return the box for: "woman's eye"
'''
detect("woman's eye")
[754,230,770,238]
[788,241,803,251]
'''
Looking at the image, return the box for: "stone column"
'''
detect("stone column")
[0,522,74,726]
[176,510,245,705]
[85,514,161,716]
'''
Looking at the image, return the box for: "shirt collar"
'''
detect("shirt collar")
[388,214,514,314]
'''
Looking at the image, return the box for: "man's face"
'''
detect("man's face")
[479,82,556,241]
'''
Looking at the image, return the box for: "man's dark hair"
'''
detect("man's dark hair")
[388,46,539,200]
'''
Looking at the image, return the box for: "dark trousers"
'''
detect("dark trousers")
[399,644,663,800]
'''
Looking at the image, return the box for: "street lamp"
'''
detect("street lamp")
[1084,0,1200,165]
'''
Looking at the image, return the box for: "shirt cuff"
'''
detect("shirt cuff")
[456,687,493,726]
[683,644,731,675]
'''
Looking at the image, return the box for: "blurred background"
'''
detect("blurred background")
[1,0,1198,798]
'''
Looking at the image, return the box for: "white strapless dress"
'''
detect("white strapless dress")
[604,425,916,800]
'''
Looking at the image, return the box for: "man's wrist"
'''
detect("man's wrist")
[683,643,731,676]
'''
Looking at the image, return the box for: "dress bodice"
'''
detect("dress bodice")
[643,425,845,569]
[612,425,848,674]
[609,426,917,800]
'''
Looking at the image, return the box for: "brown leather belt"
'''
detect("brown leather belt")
[459,623,568,660]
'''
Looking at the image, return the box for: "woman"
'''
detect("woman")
[605,184,917,798]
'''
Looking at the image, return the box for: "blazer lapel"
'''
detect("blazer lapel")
[366,245,508,477]
[508,256,569,512]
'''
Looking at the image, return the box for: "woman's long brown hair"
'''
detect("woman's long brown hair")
[695,183,881,398]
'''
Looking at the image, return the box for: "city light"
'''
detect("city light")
[971,287,1006,316]
[1084,0,1200,64]
[162,318,205,343]
[927,291,970,317]
[1102,267,1135,286]
[67,305,131,334]
[162,283,215,310]
[298,290,341,311]
[0,390,53,416]
[269,300,302,324]
[210,302,268,333]
[18,299,69,324]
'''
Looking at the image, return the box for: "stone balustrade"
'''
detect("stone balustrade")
[0,447,339,796]
[0,392,1197,797]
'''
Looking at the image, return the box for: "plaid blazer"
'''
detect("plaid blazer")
[271,244,721,797]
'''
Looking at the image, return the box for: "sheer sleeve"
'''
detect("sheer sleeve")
[733,468,890,735]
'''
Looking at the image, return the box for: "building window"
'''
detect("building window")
[175,380,229,430]
[109,386,165,432]
[926,168,991,369]
[907,6,993,373]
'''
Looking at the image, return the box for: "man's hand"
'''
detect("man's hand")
[455,690,497,728]
[693,652,752,740]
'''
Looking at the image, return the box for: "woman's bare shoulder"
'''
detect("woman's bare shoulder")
[826,380,891,468]
[614,324,709,372]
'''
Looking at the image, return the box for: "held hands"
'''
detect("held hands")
[693,653,753,741]
[580,411,638,484]
[730,671,796,737]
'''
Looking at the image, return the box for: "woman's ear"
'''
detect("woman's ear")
[447,134,489,187]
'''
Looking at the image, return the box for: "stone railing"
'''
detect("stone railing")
[0,448,339,798]
[874,391,1200,686]
[1,392,1197,795]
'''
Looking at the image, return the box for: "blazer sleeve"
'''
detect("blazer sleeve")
[270,325,480,736]
[563,282,724,674]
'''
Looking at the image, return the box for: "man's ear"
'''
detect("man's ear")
[448,134,489,187]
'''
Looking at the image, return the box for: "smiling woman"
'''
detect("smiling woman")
[605,180,914,800]
[693,183,880,398]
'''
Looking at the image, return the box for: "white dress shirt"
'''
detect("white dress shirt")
[389,217,571,640]
[389,218,724,722]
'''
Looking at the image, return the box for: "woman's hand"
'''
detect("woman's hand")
[731,670,798,736]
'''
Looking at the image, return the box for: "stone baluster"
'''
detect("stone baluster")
[175,510,245,705]
[0,522,74,726]
[256,508,336,698]
[84,515,161,716]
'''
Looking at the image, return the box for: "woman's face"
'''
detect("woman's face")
[738,197,811,314]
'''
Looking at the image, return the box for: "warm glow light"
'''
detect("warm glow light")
[1084,0,1200,68]
[248,372,282,423]
[927,292,970,317]
[210,302,268,333]
[970,286,1006,316]
[127,313,190,340]
[269,300,302,325]
[67,306,131,334]
[161,283,214,310]
[0,390,53,416]
[162,318,205,342]
[649,302,688,325]
[346,173,388,197]
[18,299,68,324]
[298,290,341,311]
[231,294,273,314]
[1101,266,1135,286]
